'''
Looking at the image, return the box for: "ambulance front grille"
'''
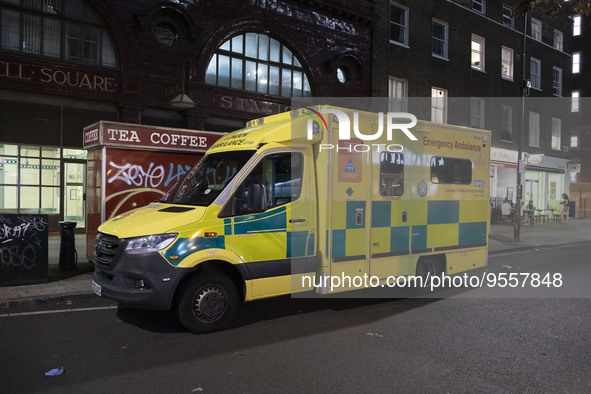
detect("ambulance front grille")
[93,233,120,269]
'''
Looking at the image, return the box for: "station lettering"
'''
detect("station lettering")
[219,95,291,115]
[0,60,117,92]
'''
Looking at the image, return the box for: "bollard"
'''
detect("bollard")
[58,221,77,271]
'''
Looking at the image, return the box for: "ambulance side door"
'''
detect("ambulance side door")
[369,150,411,279]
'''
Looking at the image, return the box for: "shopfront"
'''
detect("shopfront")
[490,147,519,202]
[523,155,569,211]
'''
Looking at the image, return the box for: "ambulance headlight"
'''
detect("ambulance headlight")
[125,233,178,255]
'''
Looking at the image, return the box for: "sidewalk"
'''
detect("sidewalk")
[2,219,591,306]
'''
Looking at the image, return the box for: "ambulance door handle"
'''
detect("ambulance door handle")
[402,211,407,222]
[289,218,306,223]
[356,212,363,226]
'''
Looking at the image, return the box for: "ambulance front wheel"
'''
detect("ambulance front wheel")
[177,271,240,334]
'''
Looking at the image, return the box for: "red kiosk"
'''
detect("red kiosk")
[83,121,222,260]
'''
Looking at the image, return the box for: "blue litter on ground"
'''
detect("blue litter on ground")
[45,367,64,376]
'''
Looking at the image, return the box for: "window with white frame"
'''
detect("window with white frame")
[388,76,408,112]
[552,67,562,96]
[571,136,579,148]
[573,52,581,73]
[470,98,485,129]
[472,0,485,14]
[529,111,540,147]
[553,30,563,51]
[502,4,514,27]
[531,18,542,41]
[573,16,581,36]
[572,91,580,112]
[530,57,541,89]
[471,34,485,71]
[432,19,448,59]
[501,46,513,80]
[501,105,513,141]
[431,87,448,124]
[390,2,409,46]
[551,118,561,151]
[0,0,117,67]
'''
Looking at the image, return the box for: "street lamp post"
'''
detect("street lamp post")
[515,12,530,242]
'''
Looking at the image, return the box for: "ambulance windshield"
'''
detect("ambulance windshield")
[160,150,255,206]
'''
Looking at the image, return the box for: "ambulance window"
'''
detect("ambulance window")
[379,152,404,196]
[430,157,472,185]
[231,152,303,216]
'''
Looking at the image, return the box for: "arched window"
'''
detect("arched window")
[0,0,117,67]
[205,32,311,97]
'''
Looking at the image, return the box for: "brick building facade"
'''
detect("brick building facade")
[0,0,374,230]
[372,0,574,211]
[569,13,591,217]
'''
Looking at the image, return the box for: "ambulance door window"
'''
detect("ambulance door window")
[231,152,303,216]
[379,152,404,196]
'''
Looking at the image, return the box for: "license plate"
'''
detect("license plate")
[91,280,102,297]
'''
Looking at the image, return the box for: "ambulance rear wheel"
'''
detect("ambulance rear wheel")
[415,256,441,291]
[177,272,239,334]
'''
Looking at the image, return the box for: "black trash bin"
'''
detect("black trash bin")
[58,221,77,271]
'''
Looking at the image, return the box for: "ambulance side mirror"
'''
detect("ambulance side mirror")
[247,184,267,213]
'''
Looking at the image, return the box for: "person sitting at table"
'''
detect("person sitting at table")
[524,200,535,226]
[501,199,512,224]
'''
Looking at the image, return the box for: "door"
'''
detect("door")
[328,135,371,288]
[64,162,86,229]
[369,150,411,279]
[227,150,311,297]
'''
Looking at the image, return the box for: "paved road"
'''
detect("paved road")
[1,244,590,393]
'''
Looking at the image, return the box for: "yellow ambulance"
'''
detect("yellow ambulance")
[92,106,491,333]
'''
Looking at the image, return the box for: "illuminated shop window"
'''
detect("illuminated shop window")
[0,0,117,67]
[205,32,311,97]
[0,144,61,214]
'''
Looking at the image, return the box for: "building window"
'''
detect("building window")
[205,32,311,97]
[471,34,485,71]
[231,152,303,216]
[502,4,514,27]
[529,111,540,147]
[573,15,581,36]
[552,67,562,96]
[530,18,542,41]
[530,57,541,90]
[0,0,117,67]
[572,91,580,112]
[470,97,485,129]
[431,87,447,124]
[501,105,513,141]
[380,152,404,196]
[432,19,448,59]
[573,52,581,74]
[390,2,409,46]
[472,0,485,14]
[0,144,62,214]
[154,23,177,47]
[571,136,579,148]
[553,30,563,51]
[430,157,472,185]
[551,118,561,151]
[501,46,513,80]
[388,76,408,112]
